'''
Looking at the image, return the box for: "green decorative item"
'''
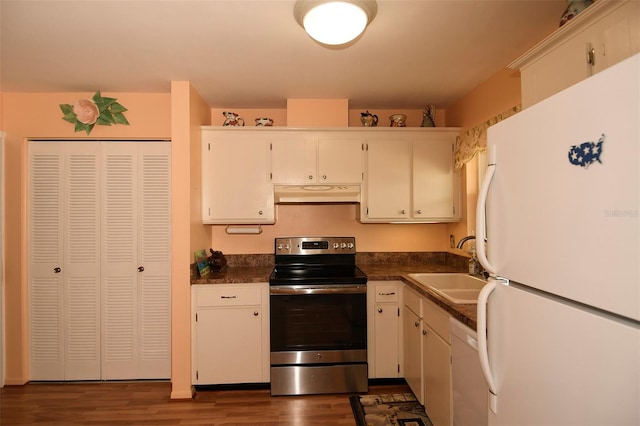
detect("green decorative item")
[59,91,129,134]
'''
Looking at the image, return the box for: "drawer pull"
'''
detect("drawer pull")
[378,292,396,296]
[253,311,259,316]
[221,295,238,299]
[378,308,383,313]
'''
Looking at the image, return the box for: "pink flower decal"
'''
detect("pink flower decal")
[60,91,129,134]
[72,99,100,125]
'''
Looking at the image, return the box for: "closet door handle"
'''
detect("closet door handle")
[53,267,61,273]
[138,266,144,272]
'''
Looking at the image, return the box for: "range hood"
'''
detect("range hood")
[274,185,361,204]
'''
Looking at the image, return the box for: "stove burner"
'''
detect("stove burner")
[269,237,366,286]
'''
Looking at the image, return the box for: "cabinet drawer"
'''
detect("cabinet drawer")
[403,287,422,317]
[375,284,400,302]
[195,285,262,307]
[423,298,450,343]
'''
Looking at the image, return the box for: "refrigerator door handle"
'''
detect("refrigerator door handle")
[478,278,498,413]
[476,145,497,276]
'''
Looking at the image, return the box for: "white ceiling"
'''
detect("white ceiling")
[0,0,568,109]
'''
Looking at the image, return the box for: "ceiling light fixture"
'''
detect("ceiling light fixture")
[294,0,377,46]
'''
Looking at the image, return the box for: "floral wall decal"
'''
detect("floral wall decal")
[59,91,130,134]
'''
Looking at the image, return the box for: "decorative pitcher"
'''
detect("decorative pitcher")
[222,111,244,127]
[360,111,378,127]
[389,114,407,127]
[255,117,274,126]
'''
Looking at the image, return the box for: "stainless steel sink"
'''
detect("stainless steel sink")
[407,273,486,304]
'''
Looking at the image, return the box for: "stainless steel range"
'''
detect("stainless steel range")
[269,236,368,396]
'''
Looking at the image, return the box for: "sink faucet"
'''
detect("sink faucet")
[456,235,476,249]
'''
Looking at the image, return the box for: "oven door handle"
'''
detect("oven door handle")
[269,285,366,295]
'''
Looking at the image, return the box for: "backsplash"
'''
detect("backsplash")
[190,251,468,279]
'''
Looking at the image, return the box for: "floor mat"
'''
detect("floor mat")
[350,393,434,426]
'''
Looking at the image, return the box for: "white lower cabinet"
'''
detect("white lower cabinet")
[403,285,452,425]
[403,287,424,403]
[192,283,270,385]
[422,298,452,426]
[367,281,402,379]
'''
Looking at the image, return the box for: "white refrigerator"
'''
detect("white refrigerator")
[476,53,640,425]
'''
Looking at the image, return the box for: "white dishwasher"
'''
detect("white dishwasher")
[449,317,488,426]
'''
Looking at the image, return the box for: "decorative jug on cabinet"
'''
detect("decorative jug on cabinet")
[222,111,245,126]
[389,113,407,127]
[255,117,274,126]
[360,111,378,127]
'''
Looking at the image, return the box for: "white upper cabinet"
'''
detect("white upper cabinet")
[361,129,460,223]
[412,136,459,221]
[202,127,459,224]
[511,0,640,108]
[202,129,275,224]
[271,131,363,185]
[363,137,412,220]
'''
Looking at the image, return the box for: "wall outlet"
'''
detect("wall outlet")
[449,234,455,248]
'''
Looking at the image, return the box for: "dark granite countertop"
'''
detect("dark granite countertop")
[190,251,477,330]
[191,265,273,284]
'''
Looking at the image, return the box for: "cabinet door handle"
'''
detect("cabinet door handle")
[258,210,263,215]
[401,209,406,215]
[308,175,314,180]
[414,321,419,327]
[416,209,422,215]
[138,266,144,272]
[423,329,427,336]
[53,267,61,273]
[322,175,327,180]
[587,47,596,66]
[253,311,259,316]
[378,308,383,313]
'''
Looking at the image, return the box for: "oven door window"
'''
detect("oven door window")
[270,292,367,352]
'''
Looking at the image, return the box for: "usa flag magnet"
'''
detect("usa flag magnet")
[568,134,605,168]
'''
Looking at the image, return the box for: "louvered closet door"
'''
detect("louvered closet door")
[101,141,170,379]
[29,141,101,380]
[136,142,171,379]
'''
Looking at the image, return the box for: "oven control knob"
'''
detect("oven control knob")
[340,243,347,249]
[333,243,339,249]
[347,242,354,249]
[277,244,283,251]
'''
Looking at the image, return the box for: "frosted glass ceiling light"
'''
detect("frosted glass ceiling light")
[294,0,377,46]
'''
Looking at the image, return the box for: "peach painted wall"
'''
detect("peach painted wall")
[211,204,449,254]
[287,99,349,127]
[1,91,171,384]
[444,67,522,255]
[170,81,211,399]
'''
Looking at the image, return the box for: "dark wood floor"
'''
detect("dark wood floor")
[1,381,411,425]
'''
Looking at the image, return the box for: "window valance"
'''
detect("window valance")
[454,105,521,170]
